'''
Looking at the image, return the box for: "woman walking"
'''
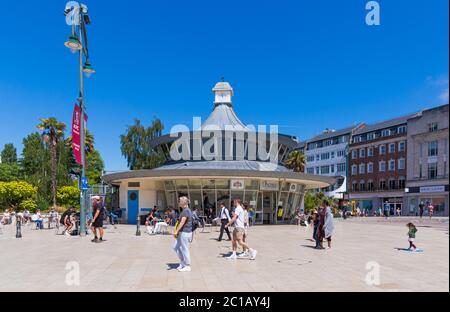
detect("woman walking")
[173,196,194,272]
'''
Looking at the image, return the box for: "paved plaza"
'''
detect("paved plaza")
[0,217,448,292]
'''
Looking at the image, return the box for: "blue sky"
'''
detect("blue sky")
[0,0,448,171]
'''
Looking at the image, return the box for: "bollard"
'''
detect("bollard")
[136,214,141,236]
[16,216,22,238]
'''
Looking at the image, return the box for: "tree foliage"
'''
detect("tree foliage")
[56,185,80,209]
[0,181,37,211]
[1,143,17,164]
[86,149,105,185]
[0,163,22,182]
[284,150,306,173]
[120,118,165,170]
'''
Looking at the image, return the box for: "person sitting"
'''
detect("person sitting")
[60,208,74,236]
[110,209,119,225]
[145,209,156,234]
[32,210,44,229]
[2,209,11,225]
[22,209,32,224]
[152,215,171,234]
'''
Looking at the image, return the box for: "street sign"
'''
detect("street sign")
[81,176,89,191]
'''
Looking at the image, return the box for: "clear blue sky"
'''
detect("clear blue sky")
[0,0,448,171]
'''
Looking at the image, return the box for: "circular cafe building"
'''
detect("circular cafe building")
[102,81,334,224]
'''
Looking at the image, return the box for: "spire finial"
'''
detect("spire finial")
[221,76,225,82]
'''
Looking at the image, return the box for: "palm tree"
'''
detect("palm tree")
[65,129,95,154]
[285,150,306,173]
[37,118,66,208]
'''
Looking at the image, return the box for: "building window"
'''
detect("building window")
[321,153,330,160]
[389,159,395,171]
[321,165,330,174]
[428,163,438,179]
[389,143,395,153]
[352,181,358,192]
[315,167,320,175]
[397,125,407,134]
[359,163,365,174]
[379,161,386,172]
[398,141,406,152]
[381,129,391,137]
[398,177,406,189]
[428,122,438,132]
[359,149,366,158]
[351,165,358,176]
[330,151,335,159]
[324,140,332,146]
[307,168,314,174]
[428,141,438,157]
[389,179,397,190]
[379,145,386,155]
[419,164,423,179]
[330,165,335,173]
[367,132,375,140]
[398,158,406,170]
[337,150,345,157]
[316,154,320,161]
[307,155,315,162]
[379,180,386,190]
[367,147,374,157]
[337,163,346,172]
[359,180,365,191]
[352,150,358,159]
[367,180,374,191]
[367,162,373,173]
[354,136,362,143]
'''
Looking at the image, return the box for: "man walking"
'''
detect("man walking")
[217,202,232,241]
[225,199,257,260]
[418,201,425,218]
[91,196,105,243]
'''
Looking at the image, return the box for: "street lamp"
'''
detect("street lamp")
[64,2,95,237]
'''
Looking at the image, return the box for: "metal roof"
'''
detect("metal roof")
[154,160,290,172]
[200,103,250,131]
[308,125,360,142]
[353,113,418,135]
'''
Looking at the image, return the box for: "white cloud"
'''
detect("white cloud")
[439,87,449,102]
[426,75,449,103]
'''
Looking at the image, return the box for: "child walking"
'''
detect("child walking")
[407,222,418,251]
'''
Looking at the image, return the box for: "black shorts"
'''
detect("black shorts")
[92,218,103,228]
[326,237,332,242]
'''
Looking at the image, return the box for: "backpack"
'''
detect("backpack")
[191,213,202,232]
[100,207,108,220]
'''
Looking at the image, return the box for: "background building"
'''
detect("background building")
[405,104,449,216]
[304,125,364,199]
[348,114,417,214]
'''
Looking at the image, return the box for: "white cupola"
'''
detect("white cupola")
[212,80,234,106]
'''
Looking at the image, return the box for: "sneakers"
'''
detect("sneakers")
[64,231,70,236]
[178,266,191,272]
[238,251,250,258]
[91,237,98,243]
[250,249,258,260]
[177,264,184,270]
[227,253,237,260]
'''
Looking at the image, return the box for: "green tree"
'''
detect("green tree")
[37,118,66,208]
[0,163,22,182]
[0,181,37,211]
[284,150,306,173]
[57,185,80,209]
[86,149,105,185]
[120,118,165,170]
[1,143,17,164]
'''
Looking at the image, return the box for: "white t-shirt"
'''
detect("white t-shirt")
[233,205,245,229]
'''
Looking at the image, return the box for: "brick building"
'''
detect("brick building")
[348,114,418,214]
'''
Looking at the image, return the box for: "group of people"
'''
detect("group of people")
[307,201,335,250]
[171,197,257,273]
[1,208,60,230]
[144,206,178,235]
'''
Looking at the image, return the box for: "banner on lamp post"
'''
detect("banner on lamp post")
[72,104,82,165]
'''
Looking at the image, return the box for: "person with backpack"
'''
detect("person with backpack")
[91,196,105,243]
[173,196,194,272]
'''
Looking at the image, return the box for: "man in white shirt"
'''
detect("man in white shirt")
[225,199,257,260]
[217,203,232,241]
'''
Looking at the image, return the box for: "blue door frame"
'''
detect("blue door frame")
[128,190,139,224]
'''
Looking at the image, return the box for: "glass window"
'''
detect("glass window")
[202,179,215,190]
[359,149,366,158]
[367,163,373,173]
[164,180,176,191]
[321,165,330,174]
[428,163,438,179]
[389,160,395,171]
[337,163,346,172]
[315,167,320,174]
[398,177,406,189]
[307,168,314,174]
[379,161,386,172]
[398,141,406,152]
[428,141,438,156]
[330,165,335,173]
[189,180,202,189]
[215,179,229,189]
[398,158,406,170]
[389,143,395,153]
[379,145,386,155]
[367,132,375,140]
[359,163,365,174]
[428,123,438,132]
[397,126,407,134]
[330,151,335,159]
[176,179,188,190]
[379,180,386,190]
[352,181,358,192]
[245,180,259,190]
[337,150,345,157]
[389,179,396,190]
[316,154,320,161]
[367,147,374,157]
[381,129,391,137]
[367,180,374,191]
[352,150,358,159]
[359,181,365,191]
[352,165,358,175]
